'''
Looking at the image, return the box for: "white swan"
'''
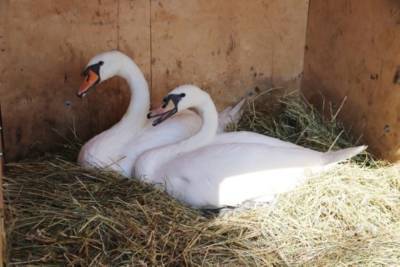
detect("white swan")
[135,85,367,208]
[77,51,244,177]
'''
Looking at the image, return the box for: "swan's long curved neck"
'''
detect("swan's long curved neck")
[152,96,219,165]
[113,59,150,133]
[176,100,218,154]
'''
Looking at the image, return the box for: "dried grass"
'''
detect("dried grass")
[4,91,400,266]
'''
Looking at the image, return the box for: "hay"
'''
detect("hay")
[5,91,400,266]
[5,159,244,266]
[235,90,371,163]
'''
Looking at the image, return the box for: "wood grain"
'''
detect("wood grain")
[303,0,400,161]
[150,0,309,109]
[0,104,5,266]
[1,0,309,160]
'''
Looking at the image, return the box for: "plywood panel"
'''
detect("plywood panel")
[303,0,400,161]
[0,0,150,160]
[1,0,309,160]
[150,0,309,109]
[0,105,5,266]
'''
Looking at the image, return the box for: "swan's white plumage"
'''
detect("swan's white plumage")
[77,51,245,176]
[151,144,365,207]
[135,85,367,208]
[79,109,201,175]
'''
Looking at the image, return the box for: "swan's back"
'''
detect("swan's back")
[158,144,366,208]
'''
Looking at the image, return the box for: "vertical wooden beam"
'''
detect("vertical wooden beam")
[0,104,5,267]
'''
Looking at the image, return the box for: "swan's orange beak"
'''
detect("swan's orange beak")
[77,69,99,97]
[147,103,178,126]
[147,93,185,126]
[147,98,176,118]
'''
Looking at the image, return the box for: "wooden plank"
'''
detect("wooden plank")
[0,104,5,267]
[2,0,309,160]
[0,2,7,265]
[150,0,309,109]
[1,0,150,161]
[302,0,400,161]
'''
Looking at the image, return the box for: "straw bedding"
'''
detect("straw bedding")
[4,91,400,266]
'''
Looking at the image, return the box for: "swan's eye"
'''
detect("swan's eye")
[82,61,103,78]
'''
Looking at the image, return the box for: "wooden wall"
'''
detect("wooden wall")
[0,0,151,160]
[0,0,309,160]
[303,0,400,162]
[150,1,308,106]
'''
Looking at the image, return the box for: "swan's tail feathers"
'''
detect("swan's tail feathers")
[322,145,367,165]
[228,98,246,121]
[217,98,247,132]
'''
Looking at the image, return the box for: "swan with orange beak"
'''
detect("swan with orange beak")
[77,61,103,97]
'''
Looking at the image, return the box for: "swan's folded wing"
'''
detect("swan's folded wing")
[160,143,364,208]
[159,144,321,207]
